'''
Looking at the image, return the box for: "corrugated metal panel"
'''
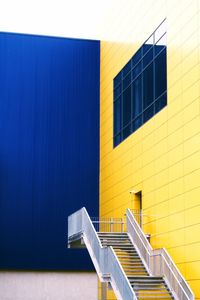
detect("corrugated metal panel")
[0,32,100,270]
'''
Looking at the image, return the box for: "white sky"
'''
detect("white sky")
[0,0,124,40]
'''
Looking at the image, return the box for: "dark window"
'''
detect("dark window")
[123,60,132,77]
[123,124,131,140]
[114,98,121,134]
[132,115,142,132]
[143,63,154,109]
[114,133,121,147]
[113,19,167,147]
[143,104,154,122]
[132,61,142,80]
[155,48,167,98]
[123,86,131,126]
[123,72,131,90]
[132,75,142,118]
[143,47,153,68]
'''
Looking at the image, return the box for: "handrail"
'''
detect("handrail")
[91,217,125,232]
[107,246,136,300]
[68,208,136,300]
[126,208,194,300]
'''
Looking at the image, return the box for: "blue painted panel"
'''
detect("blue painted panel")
[0,32,100,270]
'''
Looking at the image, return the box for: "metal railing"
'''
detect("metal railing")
[130,209,143,227]
[91,217,125,233]
[68,208,136,300]
[126,208,194,300]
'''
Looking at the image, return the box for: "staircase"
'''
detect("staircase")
[98,232,173,299]
[68,207,194,300]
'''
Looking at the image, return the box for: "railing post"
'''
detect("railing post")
[101,282,107,300]
[110,218,113,232]
[140,209,142,228]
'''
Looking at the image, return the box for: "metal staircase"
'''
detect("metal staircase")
[98,232,173,299]
[68,208,194,300]
[98,232,148,277]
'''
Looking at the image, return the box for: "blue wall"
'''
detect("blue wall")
[0,32,99,270]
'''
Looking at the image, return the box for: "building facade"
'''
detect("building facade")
[100,0,200,299]
[0,31,99,282]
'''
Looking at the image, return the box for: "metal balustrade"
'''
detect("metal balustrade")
[130,209,143,227]
[126,208,194,300]
[68,208,136,300]
[68,207,194,300]
[91,217,125,233]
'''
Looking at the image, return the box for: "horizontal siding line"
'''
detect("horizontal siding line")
[101,148,200,193]
[100,114,200,171]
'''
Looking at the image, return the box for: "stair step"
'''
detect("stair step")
[128,276,163,279]
[117,255,140,259]
[130,279,165,284]
[127,274,149,276]
[123,265,146,268]
[99,236,130,241]
[131,282,165,285]
[130,278,164,282]
[98,233,128,237]
[134,287,168,290]
[100,236,129,238]
[114,247,136,249]
[118,258,142,262]
[98,232,128,234]
[97,232,173,299]
[102,242,132,245]
[137,296,172,299]
[136,290,170,294]
[128,276,164,283]
[121,260,144,264]
[113,247,136,249]
[116,250,137,252]
[117,252,138,254]
[116,252,139,255]
[125,269,147,272]
[124,269,147,272]
[101,241,131,244]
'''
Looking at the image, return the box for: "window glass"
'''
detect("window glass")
[123,60,131,77]
[143,63,154,109]
[123,86,131,126]
[155,48,167,99]
[132,75,142,118]
[143,104,154,122]
[143,47,153,68]
[132,61,142,80]
[123,124,131,140]
[114,84,121,99]
[114,72,121,87]
[155,92,167,113]
[114,134,121,147]
[123,72,131,90]
[132,49,142,68]
[114,98,121,135]
[132,115,142,132]
[142,43,152,56]
[113,19,167,147]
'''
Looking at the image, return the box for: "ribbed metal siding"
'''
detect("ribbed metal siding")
[0,32,100,270]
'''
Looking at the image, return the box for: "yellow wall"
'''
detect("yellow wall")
[100,0,200,298]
